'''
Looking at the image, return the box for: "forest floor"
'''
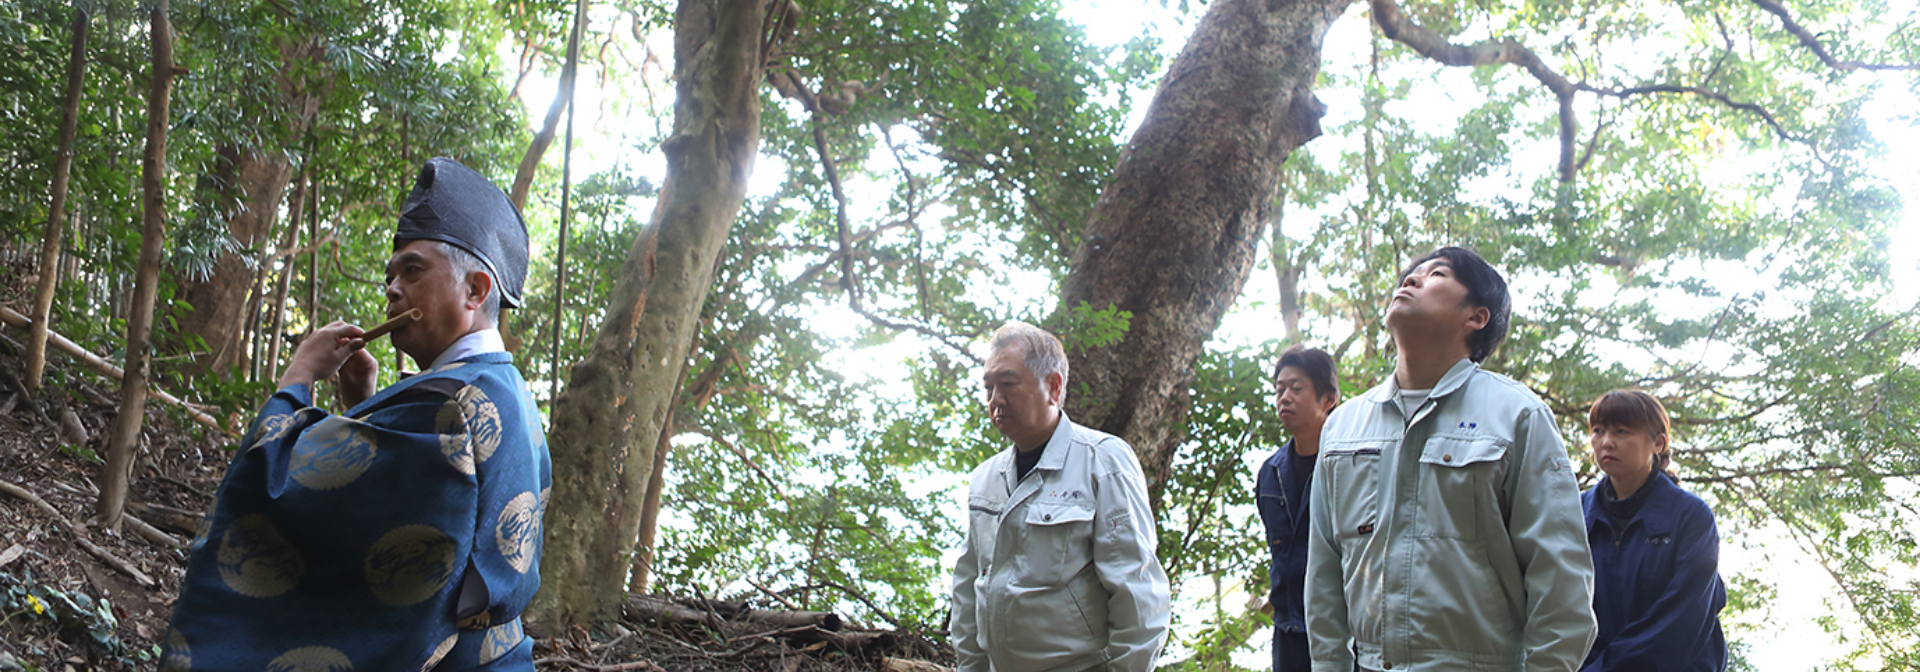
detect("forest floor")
[0,264,950,672]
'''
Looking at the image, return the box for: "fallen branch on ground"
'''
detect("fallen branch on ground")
[0,479,155,586]
[0,304,233,437]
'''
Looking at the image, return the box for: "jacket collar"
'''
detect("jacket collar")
[994,411,1077,481]
[1264,439,1294,471]
[1584,471,1681,535]
[1032,411,1076,473]
[1365,357,1479,405]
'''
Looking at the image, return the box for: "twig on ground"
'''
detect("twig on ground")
[747,577,804,611]
[152,473,210,497]
[0,479,156,586]
[535,657,665,672]
[123,513,182,548]
[797,578,902,629]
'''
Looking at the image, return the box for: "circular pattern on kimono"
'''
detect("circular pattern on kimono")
[191,493,218,550]
[158,629,191,671]
[217,514,305,598]
[436,399,476,476]
[496,491,541,574]
[421,634,458,672]
[265,645,354,672]
[255,412,297,446]
[365,524,459,606]
[457,385,504,464]
[479,618,526,665]
[288,421,379,490]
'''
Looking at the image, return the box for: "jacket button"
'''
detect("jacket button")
[1042,514,1052,522]
[1442,454,1452,463]
[1384,664,1392,670]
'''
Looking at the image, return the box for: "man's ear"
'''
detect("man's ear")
[1465,305,1490,332]
[465,270,494,309]
[1318,393,1338,414]
[1045,371,1066,407]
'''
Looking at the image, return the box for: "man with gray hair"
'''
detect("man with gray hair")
[949,321,1172,672]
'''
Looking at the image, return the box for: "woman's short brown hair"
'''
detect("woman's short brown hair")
[1588,389,1677,478]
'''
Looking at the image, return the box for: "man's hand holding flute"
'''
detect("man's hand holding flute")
[275,309,422,410]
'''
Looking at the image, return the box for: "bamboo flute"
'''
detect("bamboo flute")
[359,308,422,341]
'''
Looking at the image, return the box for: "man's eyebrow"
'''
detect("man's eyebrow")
[388,251,427,268]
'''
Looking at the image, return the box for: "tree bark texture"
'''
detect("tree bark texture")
[168,39,325,377]
[98,0,175,529]
[27,7,90,392]
[1056,0,1351,511]
[528,0,767,628]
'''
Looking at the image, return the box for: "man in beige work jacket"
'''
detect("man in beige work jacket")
[950,321,1172,672]
[1306,247,1597,672]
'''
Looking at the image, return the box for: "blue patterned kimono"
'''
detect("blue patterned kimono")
[162,352,552,672]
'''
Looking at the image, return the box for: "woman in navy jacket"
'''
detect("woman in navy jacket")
[1582,390,1728,672]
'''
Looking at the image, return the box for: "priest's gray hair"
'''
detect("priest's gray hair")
[438,241,501,323]
[990,321,1068,386]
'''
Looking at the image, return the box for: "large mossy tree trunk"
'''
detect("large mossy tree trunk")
[528,0,769,629]
[1057,0,1353,512]
[98,0,175,530]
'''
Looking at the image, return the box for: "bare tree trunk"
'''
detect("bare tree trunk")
[265,174,305,382]
[239,249,269,381]
[98,0,175,530]
[529,0,768,628]
[1272,176,1302,343]
[508,0,590,211]
[308,174,318,327]
[1056,0,1352,511]
[26,7,90,392]
[627,394,677,594]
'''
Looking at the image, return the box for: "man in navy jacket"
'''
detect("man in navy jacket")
[1256,346,1339,672]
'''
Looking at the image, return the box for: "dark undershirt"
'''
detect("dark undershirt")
[1285,449,1316,512]
[1600,473,1657,524]
[1016,441,1049,482]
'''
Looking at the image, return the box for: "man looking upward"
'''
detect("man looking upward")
[1306,247,1596,672]
[950,321,1172,672]
[163,158,552,672]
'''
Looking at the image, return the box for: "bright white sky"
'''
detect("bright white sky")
[513,0,1920,668]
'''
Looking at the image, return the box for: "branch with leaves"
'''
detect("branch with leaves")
[1748,0,1920,73]
[1367,0,1865,181]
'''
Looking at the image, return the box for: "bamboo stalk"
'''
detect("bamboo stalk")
[0,304,232,436]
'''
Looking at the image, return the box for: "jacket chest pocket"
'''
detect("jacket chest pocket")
[1321,445,1385,548]
[968,495,1005,564]
[1414,436,1507,540]
[1017,501,1095,584]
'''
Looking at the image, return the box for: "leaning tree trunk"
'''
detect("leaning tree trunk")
[26,7,89,393]
[98,0,175,530]
[508,0,588,211]
[1056,0,1352,512]
[528,0,768,628]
